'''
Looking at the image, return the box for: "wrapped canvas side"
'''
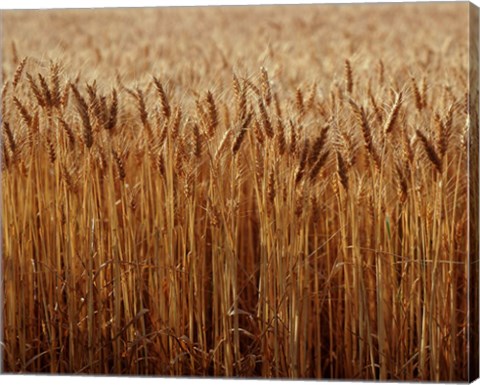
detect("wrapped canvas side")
[469,2,479,382]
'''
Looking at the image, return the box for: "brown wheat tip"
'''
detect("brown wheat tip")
[86,81,97,102]
[27,73,46,107]
[275,117,287,156]
[368,88,382,124]
[232,113,252,155]
[174,134,187,176]
[12,57,28,88]
[192,122,202,158]
[59,118,76,148]
[98,96,108,127]
[71,84,93,148]
[295,139,309,186]
[267,168,275,206]
[205,90,218,138]
[420,77,427,109]
[383,91,403,135]
[183,171,195,199]
[337,124,357,168]
[45,135,56,164]
[13,96,32,128]
[233,74,247,122]
[50,62,62,108]
[416,129,442,173]
[258,98,273,138]
[87,83,103,126]
[305,82,317,110]
[254,144,264,180]
[112,149,126,180]
[244,78,261,98]
[261,67,272,106]
[30,111,40,138]
[349,98,380,169]
[273,91,283,119]
[401,125,414,163]
[2,142,10,170]
[106,89,118,131]
[135,88,152,136]
[60,82,70,110]
[437,106,453,159]
[296,87,304,115]
[3,121,16,154]
[232,73,241,103]
[344,59,353,94]
[289,119,297,154]
[61,163,78,193]
[294,189,305,218]
[252,118,265,145]
[157,152,166,178]
[433,112,446,160]
[153,77,171,119]
[410,77,423,111]
[309,122,330,164]
[443,104,454,134]
[1,81,9,116]
[170,107,182,140]
[195,98,207,126]
[38,73,53,109]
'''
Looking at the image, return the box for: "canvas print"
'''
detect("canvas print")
[0,1,478,381]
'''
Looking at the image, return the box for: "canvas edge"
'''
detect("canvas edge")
[469,1,480,383]
[0,2,477,381]
[0,6,5,375]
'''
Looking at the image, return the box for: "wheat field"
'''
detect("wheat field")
[1,2,479,380]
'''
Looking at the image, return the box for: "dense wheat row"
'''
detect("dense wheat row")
[1,3,477,380]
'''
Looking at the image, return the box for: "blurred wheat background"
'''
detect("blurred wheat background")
[1,2,477,380]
